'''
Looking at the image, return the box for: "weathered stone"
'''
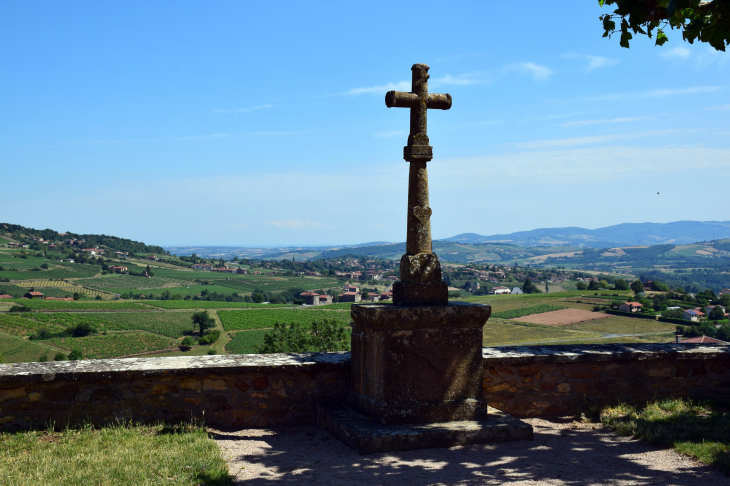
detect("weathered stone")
[150,384,170,395]
[234,381,251,392]
[557,383,570,393]
[203,379,228,391]
[44,384,78,401]
[349,302,490,424]
[180,378,202,391]
[183,397,205,405]
[318,403,531,455]
[0,388,26,401]
[252,377,269,390]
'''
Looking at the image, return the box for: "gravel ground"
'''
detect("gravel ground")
[212,418,726,485]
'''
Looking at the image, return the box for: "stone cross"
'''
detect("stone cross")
[385,63,451,306]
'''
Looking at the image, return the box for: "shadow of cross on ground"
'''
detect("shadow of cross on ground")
[212,418,721,485]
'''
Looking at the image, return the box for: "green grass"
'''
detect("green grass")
[491,304,568,320]
[100,311,198,338]
[0,331,59,362]
[570,316,678,334]
[0,421,232,485]
[0,314,66,337]
[0,262,101,280]
[76,274,184,289]
[145,300,290,310]
[42,331,176,359]
[3,300,148,311]
[0,284,28,298]
[218,308,350,331]
[225,330,269,354]
[599,398,730,474]
[483,319,600,346]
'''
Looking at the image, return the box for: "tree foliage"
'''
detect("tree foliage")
[258,319,351,354]
[599,0,730,51]
[191,311,215,337]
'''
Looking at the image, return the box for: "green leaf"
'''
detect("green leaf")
[620,30,633,48]
[598,0,605,6]
[656,29,669,46]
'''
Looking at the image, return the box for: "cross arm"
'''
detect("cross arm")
[385,91,452,110]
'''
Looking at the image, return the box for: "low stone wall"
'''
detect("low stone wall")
[0,353,349,430]
[1,344,729,430]
[483,344,730,417]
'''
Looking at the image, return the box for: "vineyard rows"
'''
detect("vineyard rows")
[44,332,176,359]
[219,309,350,331]
[225,330,268,354]
[492,304,567,320]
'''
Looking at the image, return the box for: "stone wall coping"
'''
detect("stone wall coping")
[0,352,350,385]
[482,343,730,365]
[2,344,728,385]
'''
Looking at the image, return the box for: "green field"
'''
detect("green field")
[492,304,567,320]
[219,309,350,331]
[42,331,176,359]
[483,319,600,346]
[0,331,59,362]
[144,300,291,310]
[100,311,197,338]
[0,314,66,337]
[76,274,183,289]
[3,300,149,311]
[225,330,269,354]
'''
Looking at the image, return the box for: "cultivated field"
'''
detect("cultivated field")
[514,308,611,326]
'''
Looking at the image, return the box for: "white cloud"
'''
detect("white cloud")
[212,104,273,114]
[229,223,248,228]
[661,47,692,60]
[564,54,619,71]
[267,219,324,229]
[704,104,730,111]
[571,86,723,102]
[431,73,485,86]
[504,62,555,81]
[559,115,657,128]
[345,81,410,96]
[507,129,681,149]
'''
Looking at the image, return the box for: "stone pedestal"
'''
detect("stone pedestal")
[348,302,491,424]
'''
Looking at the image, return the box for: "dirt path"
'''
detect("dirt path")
[213,418,724,485]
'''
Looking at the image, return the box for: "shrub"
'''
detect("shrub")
[180,336,195,350]
[207,349,217,355]
[0,353,6,364]
[9,304,30,312]
[38,353,48,362]
[68,349,83,361]
[31,328,52,340]
[198,330,221,345]
[54,352,68,361]
[67,322,95,338]
[258,319,350,353]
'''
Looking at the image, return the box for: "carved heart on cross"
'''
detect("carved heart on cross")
[412,206,432,223]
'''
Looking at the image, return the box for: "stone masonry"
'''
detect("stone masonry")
[1,344,729,431]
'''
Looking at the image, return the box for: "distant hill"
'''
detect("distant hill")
[0,222,165,255]
[443,221,730,248]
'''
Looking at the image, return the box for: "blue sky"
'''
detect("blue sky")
[1,1,729,246]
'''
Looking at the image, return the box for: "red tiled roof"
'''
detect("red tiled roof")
[27,291,44,297]
[0,294,13,299]
[623,302,643,306]
[681,336,729,344]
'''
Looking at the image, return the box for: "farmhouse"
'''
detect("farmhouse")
[338,292,361,303]
[619,302,643,313]
[343,284,359,293]
[236,268,248,274]
[721,289,730,297]
[362,293,380,302]
[299,292,320,306]
[191,264,212,271]
[511,287,523,295]
[464,281,480,292]
[489,286,511,295]
[23,291,44,299]
[705,305,728,318]
[82,248,104,255]
[318,294,333,305]
[0,294,13,299]
[115,251,128,258]
[380,291,393,301]
[108,266,127,274]
[682,309,705,322]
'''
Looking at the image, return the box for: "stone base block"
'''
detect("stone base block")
[350,302,491,424]
[317,402,533,455]
[392,280,448,306]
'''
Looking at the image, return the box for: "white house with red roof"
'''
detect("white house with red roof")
[489,286,511,295]
[681,335,729,344]
[720,289,730,297]
[619,302,643,313]
[682,308,705,322]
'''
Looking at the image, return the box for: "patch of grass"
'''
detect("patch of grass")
[0,421,232,485]
[225,330,269,354]
[483,319,600,346]
[0,331,59,363]
[2,300,148,311]
[600,398,730,474]
[145,300,290,310]
[219,309,349,331]
[100,311,198,338]
[42,331,176,359]
[570,316,677,334]
[543,333,675,345]
[492,304,567,320]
